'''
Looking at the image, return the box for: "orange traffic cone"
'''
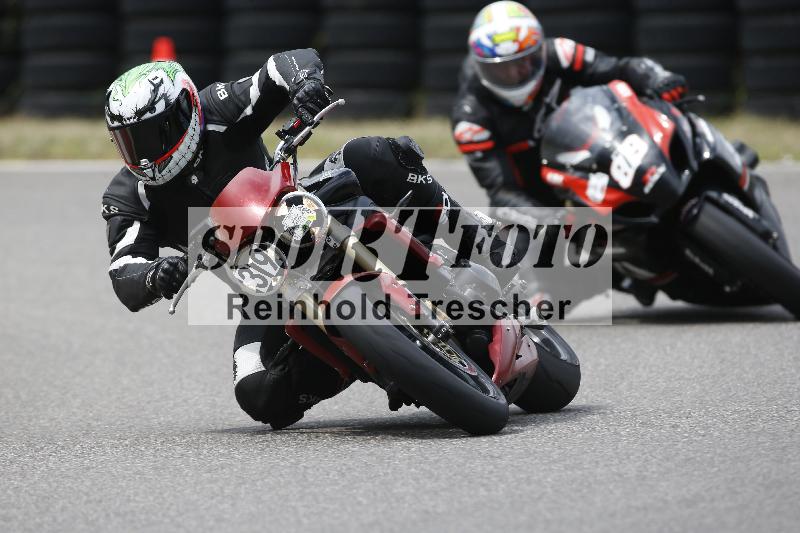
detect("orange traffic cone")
[151,36,176,61]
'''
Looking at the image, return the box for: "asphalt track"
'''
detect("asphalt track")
[1,159,799,532]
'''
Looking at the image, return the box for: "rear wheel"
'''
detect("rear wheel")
[513,326,581,413]
[685,201,800,318]
[333,287,509,435]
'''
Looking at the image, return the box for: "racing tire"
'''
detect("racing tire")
[332,287,509,435]
[645,53,736,92]
[224,0,318,9]
[21,0,108,11]
[18,89,104,116]
[224,13,317,50]
[741,13,800,52]
[22,52,114,90]
[329,89,412,117]
[0,56,18,94]
[513,326,581,413]
[635,13,736,53]
[322,0,414,10]
[119,0,219,14]
[20,13,115,52]
[323,51,417,89]
[422,54,464,91]
[423,91,457,117]
[538,11,632,55]
[744,56,800,92]
[323,12,416,50]
[123,17,220,54]
[422,12,474,52]
[685,200,800,318]
[736,0,800,13]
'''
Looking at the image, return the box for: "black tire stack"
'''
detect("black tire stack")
[0,0,20,113]
[529,0,633,57]
[222,0,319,84]
[18,0,115,116]
[120,0,220,92]
[321,0,418,118]
[633,0,738,114]
[739,0,800,117]
[420,0,485,117]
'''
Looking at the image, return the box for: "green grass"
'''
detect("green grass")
[0,113,797,161]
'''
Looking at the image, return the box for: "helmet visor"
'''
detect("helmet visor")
[109,89,193,167]
[476,47,545,89]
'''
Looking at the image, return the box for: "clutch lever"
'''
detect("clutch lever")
[168,251,215,315]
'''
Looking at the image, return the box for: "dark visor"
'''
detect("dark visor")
[477,48,545,88]
[109,89,193,167]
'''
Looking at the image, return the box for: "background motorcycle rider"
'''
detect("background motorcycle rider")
[453,1,786,307]
[101,51,509,430]
[452,1,689,213]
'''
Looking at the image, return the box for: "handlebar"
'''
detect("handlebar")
[168,97,347,316]
[272,98,346,169]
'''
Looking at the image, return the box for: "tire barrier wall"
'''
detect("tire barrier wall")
[0,0,798,118]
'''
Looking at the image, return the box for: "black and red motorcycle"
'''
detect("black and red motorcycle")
[169,100,581,435]
[536,80,800,317]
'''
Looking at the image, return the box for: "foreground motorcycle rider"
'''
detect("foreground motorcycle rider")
[452,1,689,211]
[102,51,512,429]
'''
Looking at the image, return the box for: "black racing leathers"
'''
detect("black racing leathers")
[451,37,681,209]
[102,49,324,311]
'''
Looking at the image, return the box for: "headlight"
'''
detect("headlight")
[270,191,329,248]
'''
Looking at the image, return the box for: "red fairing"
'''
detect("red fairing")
[209,163,296,251]
[609,80,675,157]
[541,165,636,213]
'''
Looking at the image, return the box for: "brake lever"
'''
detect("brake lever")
[673,93,706,111]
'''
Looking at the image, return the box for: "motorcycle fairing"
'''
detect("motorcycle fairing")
[686,113,751,192]
[209,163,296,253]
[540,81,687,214]
[488,318,538,394]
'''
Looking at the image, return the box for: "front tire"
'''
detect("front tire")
[685,201,800,318]
[333,287,509,435]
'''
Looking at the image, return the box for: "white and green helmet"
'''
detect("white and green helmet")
[105,61,203,185]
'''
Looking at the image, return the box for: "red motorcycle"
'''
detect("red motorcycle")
[169,100,581,435]
[537,80,800,317]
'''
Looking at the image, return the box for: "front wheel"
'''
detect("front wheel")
[685,201,800,318]
[513,326,581,413]
[333,288,509,435]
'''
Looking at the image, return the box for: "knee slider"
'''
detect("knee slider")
[234,370,295,424]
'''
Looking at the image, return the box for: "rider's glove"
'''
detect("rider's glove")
[653,72,688,103]
[290,78,332,127]
[146,256,188,300]
[621,57,688,103]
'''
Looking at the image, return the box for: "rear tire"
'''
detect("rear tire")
[513,326,581,413]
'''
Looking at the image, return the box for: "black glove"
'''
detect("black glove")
[290,78,332,127]
[146,256,188,300]
[622,57,688,103]
[652,72,688,103]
